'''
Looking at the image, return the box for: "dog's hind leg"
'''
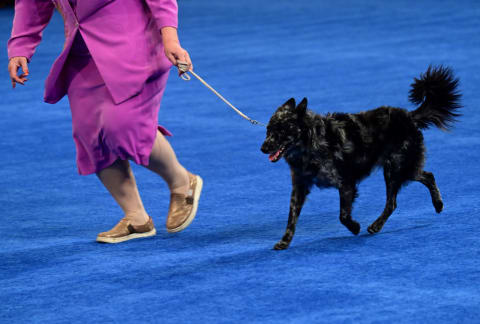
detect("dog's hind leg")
[414,171,443,213]
[339,184,361,235]
[274,178,309,250]
[367,165,401,234]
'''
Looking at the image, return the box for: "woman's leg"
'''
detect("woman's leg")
[145,130,203,233]
[96,159,149,226]
[145,131,190,194]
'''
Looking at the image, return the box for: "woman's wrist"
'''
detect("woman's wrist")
[161,27,180,45]
[161,26,192,70]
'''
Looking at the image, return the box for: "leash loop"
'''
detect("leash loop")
[180,72,191,81]
[177,61,265,127]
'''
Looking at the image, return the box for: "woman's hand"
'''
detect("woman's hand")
[161,27,192,75]
[8,56,29,88]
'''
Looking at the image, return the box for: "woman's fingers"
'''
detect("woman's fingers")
[8,66,16,88]
[8,57,29,88]
[20,59,29,76]
[184,51,193,71]
[11,73,26,86]
[18,73,28,83]
[177,51,192,76]
[166,52,177,66]
[8,64,22,87]
[164,45,192,75]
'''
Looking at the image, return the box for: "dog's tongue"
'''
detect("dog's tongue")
[269,149,282,162]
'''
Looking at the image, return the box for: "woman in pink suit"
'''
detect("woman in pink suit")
[7,0,203,243]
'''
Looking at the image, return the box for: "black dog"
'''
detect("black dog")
[261,66,461,250]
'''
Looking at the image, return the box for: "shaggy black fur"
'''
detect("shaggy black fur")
[261,66,462,250]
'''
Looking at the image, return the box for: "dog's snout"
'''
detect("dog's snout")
[261,138,274,153]
[261,141,269,153]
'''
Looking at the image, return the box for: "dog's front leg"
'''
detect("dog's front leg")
[274,178,309,250]
[339,184,361,235]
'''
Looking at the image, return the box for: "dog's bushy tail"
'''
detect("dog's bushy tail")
[409,65,462,130]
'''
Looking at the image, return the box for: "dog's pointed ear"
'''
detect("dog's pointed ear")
[282,98,296,110]
[296,97,308,116]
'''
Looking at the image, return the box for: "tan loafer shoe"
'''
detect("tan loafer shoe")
[166,172,203,233]
[96,216,156,243]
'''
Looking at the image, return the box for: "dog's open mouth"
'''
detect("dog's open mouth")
[269,146,286,162]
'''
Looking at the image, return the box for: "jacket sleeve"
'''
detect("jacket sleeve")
[144,0,178,30]
[7,0,55,61]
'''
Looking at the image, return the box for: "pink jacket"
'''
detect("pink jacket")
[8,0,178,104]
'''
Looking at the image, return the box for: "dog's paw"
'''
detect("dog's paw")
[367,224,381,234]
[273,241,289,250]
[434,200,444,213]
[349,221,361,235]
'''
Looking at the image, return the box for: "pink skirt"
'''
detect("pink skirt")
[64,33,172,175]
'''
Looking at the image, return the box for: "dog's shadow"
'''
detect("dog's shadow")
[104,223,435,285]
[148,216,433,254]
[290,223,432,253]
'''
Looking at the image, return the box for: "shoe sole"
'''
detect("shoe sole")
[96,228,157,244]
[167,175,203,233]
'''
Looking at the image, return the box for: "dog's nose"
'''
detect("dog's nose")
[261,142,269,153]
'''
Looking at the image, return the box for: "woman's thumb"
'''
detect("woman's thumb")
[20,59,29,75]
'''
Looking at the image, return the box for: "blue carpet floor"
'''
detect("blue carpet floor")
[1,1,480,323]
